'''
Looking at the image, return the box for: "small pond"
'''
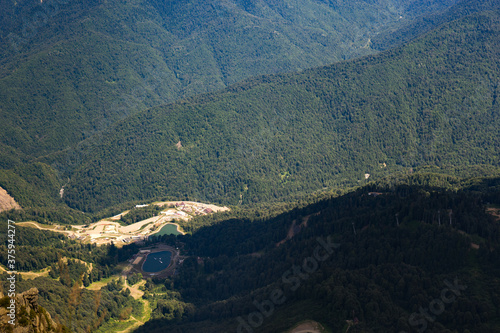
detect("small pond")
[156,224,181,236]
[142,251,172,273]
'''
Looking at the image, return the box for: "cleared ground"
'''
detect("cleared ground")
[19,201,228,246]
[287,320,325,333]
[487,207,500,221]
[0,186,21,212]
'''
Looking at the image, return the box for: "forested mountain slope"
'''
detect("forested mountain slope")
[63,9,500,212]
[135,175,500,332]
[0,222,143,332]
[372,0,500,50]
[0,0,456,158]
[3,174,499,332]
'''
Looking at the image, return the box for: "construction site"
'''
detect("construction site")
[19,201,229,246]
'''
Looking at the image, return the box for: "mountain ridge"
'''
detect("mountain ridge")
[61,8,500,212]
[0,0,458,158]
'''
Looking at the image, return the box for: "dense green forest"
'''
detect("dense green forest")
[371,0,500,50]
[0,0,495,217]
[60,7,500,212]
[133,175,500,332]
[1,274,143,333]
[0,222,139,273]
[0,0,452,159]
[2,173,500,332]
[0,1,499,332]
[0,221,144,332]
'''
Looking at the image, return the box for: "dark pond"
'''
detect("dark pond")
[142,251,172,273]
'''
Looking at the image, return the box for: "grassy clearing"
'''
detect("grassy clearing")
[94,318,135,333]
[86,276,117,291]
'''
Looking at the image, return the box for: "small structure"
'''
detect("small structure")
[132,256,143,265]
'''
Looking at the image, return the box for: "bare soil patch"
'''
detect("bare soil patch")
[124,279,146,300]
[20,200,227,247]
[0,186,21,212]
[288,320,324,333]
[486,207,500,221]
[277,213,318,246]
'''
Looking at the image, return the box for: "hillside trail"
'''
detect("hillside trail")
[0,264,50,280]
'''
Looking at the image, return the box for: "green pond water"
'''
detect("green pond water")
[156,224,181,236]
[142,251,172,273]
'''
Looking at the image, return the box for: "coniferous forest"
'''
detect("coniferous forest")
[0,0,500,332]
[63,7,500,212]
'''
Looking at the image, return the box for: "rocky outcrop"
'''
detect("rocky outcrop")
[0,288,64,333]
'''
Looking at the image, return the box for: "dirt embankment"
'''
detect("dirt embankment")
[487,207,500,221]
[0,186,21,212]
[288,320,324,333]
[277,213,318,247]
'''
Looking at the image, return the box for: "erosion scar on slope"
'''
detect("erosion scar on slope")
[0,186,21,212]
